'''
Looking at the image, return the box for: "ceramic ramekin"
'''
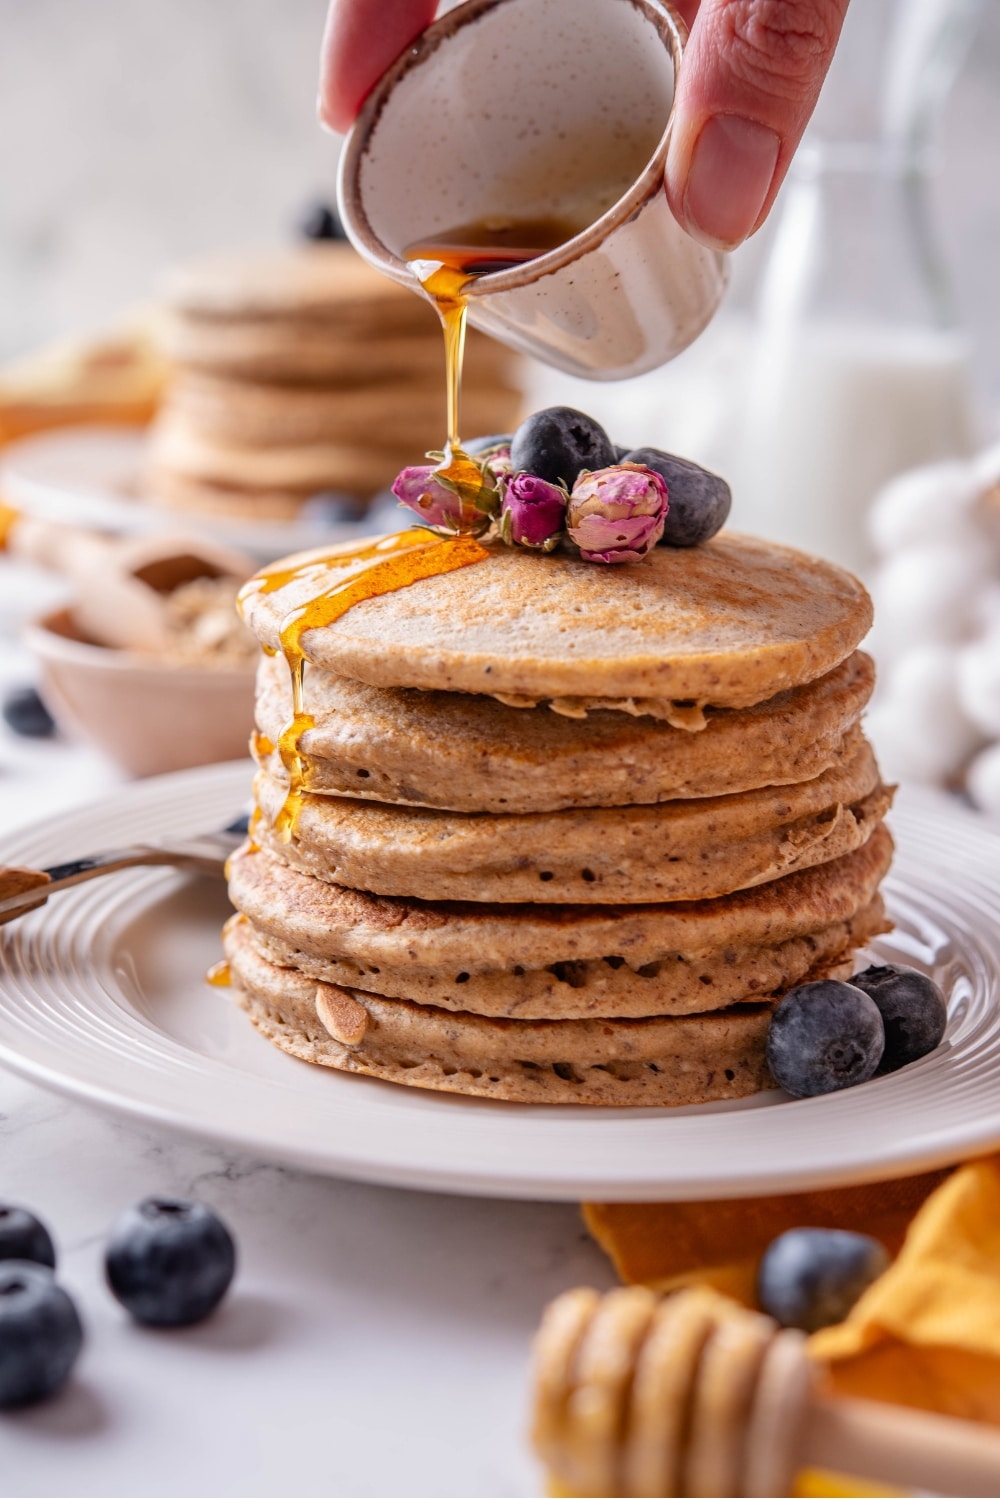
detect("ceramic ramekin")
[338,0,727,381]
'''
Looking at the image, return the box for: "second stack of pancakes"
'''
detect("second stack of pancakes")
[227,532,892,1106]
[147,245,522,521]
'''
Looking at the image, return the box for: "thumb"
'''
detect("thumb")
[665,0,851,249]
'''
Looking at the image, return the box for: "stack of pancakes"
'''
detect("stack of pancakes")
[147,245,522,520]
[226,533,892,1107]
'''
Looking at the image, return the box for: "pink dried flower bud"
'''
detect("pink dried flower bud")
[500,472,567,550]
[391,463,493,535]
[482,446,514,486]
[565,462,668,563]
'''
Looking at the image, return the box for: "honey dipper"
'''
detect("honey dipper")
[531,1285,1000,1498]
[1,508,253,652]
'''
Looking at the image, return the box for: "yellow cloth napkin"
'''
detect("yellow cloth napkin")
[584,1157,1000,1492]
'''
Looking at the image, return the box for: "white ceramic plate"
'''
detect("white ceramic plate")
[0,426,405,565]
[1,762,999,1201]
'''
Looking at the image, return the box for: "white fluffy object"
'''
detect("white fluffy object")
[956,630,1000,738]
[868,460,983,557]
[865,645,984,784]
[870,543,995,661]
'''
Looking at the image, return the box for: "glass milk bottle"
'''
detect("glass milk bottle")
[733,0,982,576]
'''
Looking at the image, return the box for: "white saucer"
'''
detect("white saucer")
[0,425,404,564]
[0,762,998,1201]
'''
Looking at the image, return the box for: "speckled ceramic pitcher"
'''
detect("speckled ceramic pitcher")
[337,0,727,382]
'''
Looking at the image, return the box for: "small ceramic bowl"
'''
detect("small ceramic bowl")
[26,608,255,778]
[337,0,727,380]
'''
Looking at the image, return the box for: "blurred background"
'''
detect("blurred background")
[1,0,999,803]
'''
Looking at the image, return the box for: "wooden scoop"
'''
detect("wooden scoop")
[1,508,254,652]
[532,1285,1000,1497]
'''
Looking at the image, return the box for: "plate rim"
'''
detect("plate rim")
[2,761,1000,1201]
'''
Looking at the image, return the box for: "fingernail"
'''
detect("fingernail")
[683,115,780,248]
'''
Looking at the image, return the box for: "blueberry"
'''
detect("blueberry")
[105,1198,236,1327]
[2,686,55,739]
[622,448,732,547]
[757,1228,890,1333]
[510,408,616,488]
[0,1205,56,1269]
[613,444,631,462]
[849,964,948,1073]
[766,980,884,1098]
[0,1261,83,1407]
[298,200,348,242]
[299,491,367,526]
[464,433,514,456]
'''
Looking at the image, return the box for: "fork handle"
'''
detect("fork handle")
[0,851,161,924]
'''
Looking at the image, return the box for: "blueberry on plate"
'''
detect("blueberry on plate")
[464,433,514,455]
[766,979,884,1098]
[622,448,732,546]
[105,1198,236,1327]
[298,200,348,242]
[757,1228,890,1333]
[0,1261,83,1407]
[849,963,948,1073]
[510,408,616,488]
[2,686,55,739]
[0,1205,56,1269]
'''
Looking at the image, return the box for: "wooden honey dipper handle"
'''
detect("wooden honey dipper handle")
[531,1286,1000,1497]
[802,1391,1000,1499]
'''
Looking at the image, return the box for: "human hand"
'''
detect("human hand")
[319,0,850,250]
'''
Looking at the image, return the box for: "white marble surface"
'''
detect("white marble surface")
[0,561,614,1497]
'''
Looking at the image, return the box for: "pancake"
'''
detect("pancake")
[161,322,448,385]
[146,469,327,520]
[223,914,814,1106]
[148,412,422,491]
[162,372,520,450]
[239,532,873,707]
[253,652,875,813]
[240,894,887,1019]
[227,821,892,981]
[253,743,891,903]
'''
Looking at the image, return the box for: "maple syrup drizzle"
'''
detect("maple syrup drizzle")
[205,960,231,988]
[404,216,583,493]
[239,530,489,839]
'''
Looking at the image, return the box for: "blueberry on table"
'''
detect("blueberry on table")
[105,1198,236,1327]
[0,1205,56,1269]
[622,448,732,546]
[298,200,348,242]
[510,408,616,488]
[757,1228,890,1333]
[464,433,514,455]
[2,686,55,739]
[766,980,884,1098]
[0,1261,83,1407]
[849,964,948,1073]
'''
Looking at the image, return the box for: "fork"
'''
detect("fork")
[0,814,249,926]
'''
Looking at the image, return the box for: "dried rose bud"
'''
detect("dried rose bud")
[499,472,567,550]
[482,445,514,486]
[391,463,493,535]
[566,462,668,563]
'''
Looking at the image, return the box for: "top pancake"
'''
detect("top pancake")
[240,532,872,707]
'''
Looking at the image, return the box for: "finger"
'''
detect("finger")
[319,0,438,134]
[665,0,850,248]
